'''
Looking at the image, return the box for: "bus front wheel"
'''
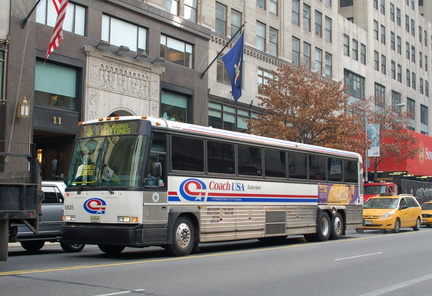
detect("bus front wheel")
[166,216,195,256]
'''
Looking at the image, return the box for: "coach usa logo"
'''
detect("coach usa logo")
[83,198,106,214]
[179,178,207,201]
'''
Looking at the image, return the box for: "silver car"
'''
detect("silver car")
[16,181,85,252]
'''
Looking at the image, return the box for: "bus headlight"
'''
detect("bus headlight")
[63,215,76,221]
[117,216,139,223]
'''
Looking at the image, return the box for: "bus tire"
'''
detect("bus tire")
[330,212,344,240]
[98,244,125,255]
[304,212,331,242]
[166,216,195,256]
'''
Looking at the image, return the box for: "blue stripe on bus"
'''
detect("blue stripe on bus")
[168,196,317,203]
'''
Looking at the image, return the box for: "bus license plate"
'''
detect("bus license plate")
[90,215,100,223]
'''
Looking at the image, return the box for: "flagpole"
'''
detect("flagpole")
[20,0,42,29]
[200,23,246,79]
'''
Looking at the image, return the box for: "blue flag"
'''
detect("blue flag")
[222,31,244,103]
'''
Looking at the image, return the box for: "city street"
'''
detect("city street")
[2,228,432,296]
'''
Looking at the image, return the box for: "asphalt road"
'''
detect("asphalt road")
[1,227,432,296]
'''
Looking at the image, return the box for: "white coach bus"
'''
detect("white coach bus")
[61,116,363,256]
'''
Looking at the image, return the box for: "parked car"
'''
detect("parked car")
[356,194,422,233]
[16,181,85,252]
[421,201,432,227]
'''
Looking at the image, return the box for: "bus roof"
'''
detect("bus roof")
[80,116,362,160]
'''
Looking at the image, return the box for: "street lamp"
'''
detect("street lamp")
[364,103,405,182]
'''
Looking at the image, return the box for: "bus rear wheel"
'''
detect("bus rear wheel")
[166,216,195,256]
[304,212,331,242]
[330,212,344,240]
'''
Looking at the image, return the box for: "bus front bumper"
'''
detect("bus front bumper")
[61,223,168,247]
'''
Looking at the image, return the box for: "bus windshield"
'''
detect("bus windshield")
[67,135,147,188]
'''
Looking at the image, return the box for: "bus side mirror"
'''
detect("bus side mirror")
[151,162,162,178]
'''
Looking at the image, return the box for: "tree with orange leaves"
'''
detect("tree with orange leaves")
[248,64,363,152]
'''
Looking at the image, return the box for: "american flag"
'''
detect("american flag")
[45,0,69,60]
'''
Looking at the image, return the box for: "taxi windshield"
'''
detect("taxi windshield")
[421,203,432,210]
[364,198,399,209]
[67,135,147,188]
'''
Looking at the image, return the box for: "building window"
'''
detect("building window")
[397,64,402,82]
[325,0,331,7]
[160,35,193,68]
[36,0,86,36]
[380,0,385,14]
[426,55,428,71]
[325,52,332,78]
[405,14,409,32]
[391,60,396,79]
[421,105,428,135]
[209,101,258,132]
[165,0,179,15]
[390,3,395,21]
[325,17,332,42]
[411,45,416,63]
[340,0,353,7]
[397,36,402,54]
[292,37,300,66]
[374,83,385,107]
[315,10,322,37]
[406,42,410,60]
[380,24,386,44]
[269,27,278,56]
[412,72,416,90]
[161,91,189,122]
[373,20,379,40]
[373,0,378,10]
[102,15,147,52]
[35,60,78,111]
[256,22,266,52]
[257,0,265,9]
[231,10,242,38]
[315,47,322,75]
[269,0,278,15]
[396,8,401,26]
[292,0,300,26]
[352,39,358,60]
[381,54,386,74]
[303,4,311,32]
[391,32,395,50]
[411,19,415,36]
[303,42,311,69]
[392,91,402,110]
[407,97,415,130]
[215,2,227,36]
[217,59,230,85]
[374,51,379,71]
[344,70,365,99]
[360,43,366,65]
[184,0,197,23]
[426,81,430,97]
[406,69,411,87]
[258,68,273,95]
[420,78,424,94]
[343,34,350,56]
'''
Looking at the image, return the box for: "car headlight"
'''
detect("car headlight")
[381,211,394,218]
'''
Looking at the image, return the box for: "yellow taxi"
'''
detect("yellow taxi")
[358,194,422,233]
[421,201,432,227]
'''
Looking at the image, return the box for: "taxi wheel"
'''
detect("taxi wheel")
[413,218,421,231]
[355,228,364,233]
[392,218,401,233]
